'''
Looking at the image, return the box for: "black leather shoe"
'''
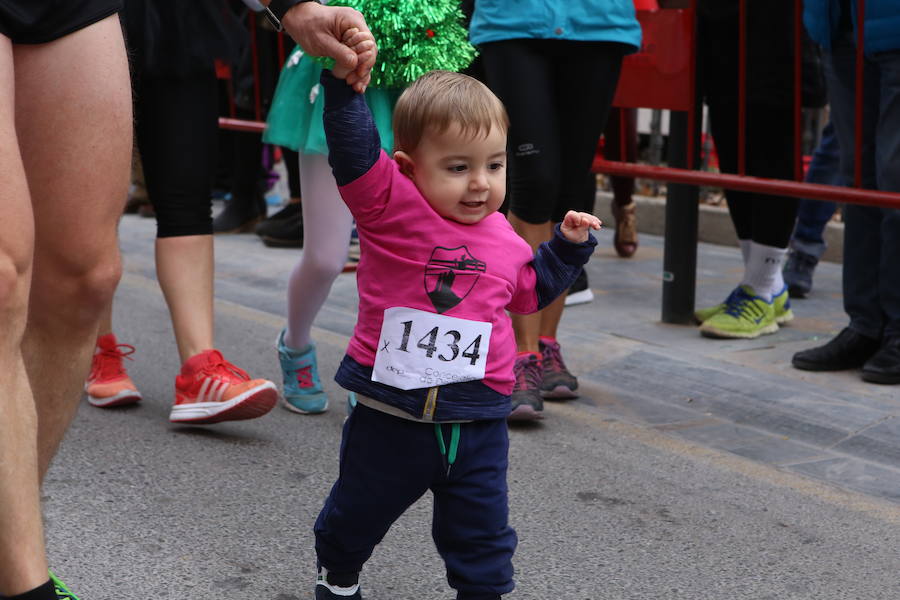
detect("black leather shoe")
[213,196,265,234]
[792,327,881,371]
[255,202,303,247]
[861,338,900,384]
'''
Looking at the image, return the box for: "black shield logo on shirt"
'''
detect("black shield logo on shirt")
[424,246,486,313]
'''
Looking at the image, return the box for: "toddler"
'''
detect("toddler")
[313,45,601,600]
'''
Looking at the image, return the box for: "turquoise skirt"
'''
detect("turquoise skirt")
[264,45,401,155]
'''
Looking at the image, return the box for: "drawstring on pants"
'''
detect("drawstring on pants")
[434,422,460,477]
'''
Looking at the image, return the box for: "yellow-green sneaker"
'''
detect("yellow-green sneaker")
[50,571,81,600]
[694,287,741,324]
[699,286,778,339]
[696,285,794,325]
[772,285,794,325]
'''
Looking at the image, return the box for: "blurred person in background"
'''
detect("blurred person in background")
[693,1,803,340]
[85,0,281,425]
[792,0,900,385]
[783,120,842,299]
[470,0,641,419]
[84,0,377,420]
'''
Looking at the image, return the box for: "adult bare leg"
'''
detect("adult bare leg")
[538,293,567,340]
[0,33,46,598]
[97,301,114,338]
[508,214,554,353]
[155,235,215,363]
[15,15,132,479]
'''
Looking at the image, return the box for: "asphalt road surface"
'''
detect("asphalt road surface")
[43,213,900,600]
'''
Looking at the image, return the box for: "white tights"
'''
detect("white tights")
[283,153,355,350]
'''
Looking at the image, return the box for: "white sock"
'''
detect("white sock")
[741,241,787,301]
[739,238,752,265]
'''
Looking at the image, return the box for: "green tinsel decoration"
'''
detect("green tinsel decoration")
[317,0,477,89]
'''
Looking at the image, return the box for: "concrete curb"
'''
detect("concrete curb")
[594,190,845,264]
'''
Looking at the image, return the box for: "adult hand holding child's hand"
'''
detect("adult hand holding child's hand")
[332,27,377,91]
[281,2,376,92]
[560,210,602,243]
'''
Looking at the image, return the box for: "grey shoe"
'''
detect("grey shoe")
[509,353,544,420]
[539,339,578,399]
[783,249,818,298]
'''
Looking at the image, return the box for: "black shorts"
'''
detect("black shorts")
[0,0,122,45]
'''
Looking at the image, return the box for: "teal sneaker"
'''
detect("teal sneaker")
[49,571,80,600]
[699,285,778,339]
[696,285,794,325]
[277,329,328,414]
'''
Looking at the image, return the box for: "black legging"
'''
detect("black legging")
[133,69,218,238]
[480,39,626,224]
[282,147,301,199]
[699,1,799,248]
[706,99,798,247]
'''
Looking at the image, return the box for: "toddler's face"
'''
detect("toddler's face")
[396,123,506,225]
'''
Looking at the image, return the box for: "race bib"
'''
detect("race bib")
[372,307,492,390]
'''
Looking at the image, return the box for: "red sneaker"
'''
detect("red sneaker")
[169,349,277,424]
[85,333,142,408]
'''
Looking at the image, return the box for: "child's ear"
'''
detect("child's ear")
[393,150,415,178]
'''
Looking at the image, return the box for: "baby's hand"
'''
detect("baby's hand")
[560,210,602,243]
[332,27,376,91]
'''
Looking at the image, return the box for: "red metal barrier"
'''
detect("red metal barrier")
[223,3,900,208]
[596,161,900,210]
[218,117,266,133]
[216,12,285,133]
[596,0,900,208]
[600,0,900,323]
[613,9,693,113]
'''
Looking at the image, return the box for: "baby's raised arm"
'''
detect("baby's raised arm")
[321,70,382,186]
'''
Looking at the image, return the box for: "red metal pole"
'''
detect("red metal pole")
[738,0,747,175]
[686,0,698,170]
[277,31,286,68]
[218,117,267,133]
[249,12,263,122]
[594,159,900,208]
[854,0,865,188]
[793,0,803,181]
[227,75,236,119]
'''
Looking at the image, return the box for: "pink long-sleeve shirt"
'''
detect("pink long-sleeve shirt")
[341,151,539,396]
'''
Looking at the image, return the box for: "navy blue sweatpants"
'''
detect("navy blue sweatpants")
[314,404,517,599]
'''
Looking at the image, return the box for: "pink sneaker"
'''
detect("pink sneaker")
[169,349,277,424]
[85,333,142,408]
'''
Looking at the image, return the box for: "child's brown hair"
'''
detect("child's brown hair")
[392,70,509,153]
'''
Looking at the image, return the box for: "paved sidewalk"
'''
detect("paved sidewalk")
[566,230,900,503]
